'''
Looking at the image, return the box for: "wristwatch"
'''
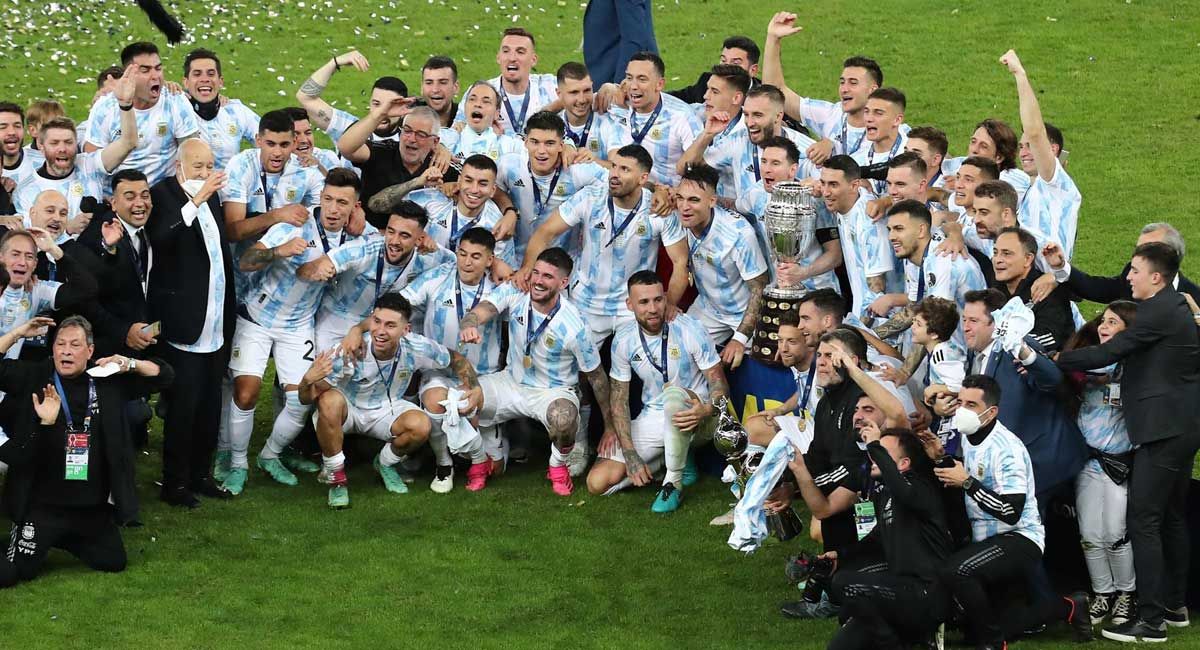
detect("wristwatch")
[961,476,976,492]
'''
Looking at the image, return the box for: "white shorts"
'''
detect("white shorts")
[686,304,734,345]
[477,371,579,430]
[579,311,632,345]
[319,395,422,441]
[315,312,360,354]
[229,316,316,386]
[600,408,715,470]
[418,369,460,399]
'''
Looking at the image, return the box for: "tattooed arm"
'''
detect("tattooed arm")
[867,275,887,294]
[722,273,767,369]
[295,50,370,131]
[448,350,479,390]
[366,175,432,215]
[609,378,634,450]
[585,366,614,430]
[459,301,500,344]
[703,363,730,409]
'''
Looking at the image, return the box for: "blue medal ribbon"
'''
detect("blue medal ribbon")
[449,209,481,250]
[638,325,670,385]
[565,111,594,148]
[499,86,530,135]
[839,114,865,156]
[524,300,561,360]
[530,164,562,219]
[796,357,817,413]
[629,102,663,145]
[316,210,347,253]
[604,192,644,247]
[455,274,486,322]
[374,341,405,405]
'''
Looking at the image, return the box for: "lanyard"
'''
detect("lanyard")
[719,111,743,139]
[839,114,865,156]
[796,357,817,413]
[915,241,931,301]
[530,164,562,219]
[455,274,486,321]
[449,209,481,249]
[929,169,942,187]
[565,111,594,148]
[866,135,903,165]
[629,102,663,145]
[375,249,411,299]
[499,86,530,135]
[53,372,97,432]
[605,193,644,247]
[315,210,347,253]
[524,300,561,358]
[260,172,275,211]
[750,140,761,181]
[47,258,57,282]
[688,218,714,260]
[373,342,405,405]
[638,325,670,385]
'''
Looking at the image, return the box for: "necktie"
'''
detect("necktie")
[135,229,149,284]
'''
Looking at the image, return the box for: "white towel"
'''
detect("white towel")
[438,388,480,455]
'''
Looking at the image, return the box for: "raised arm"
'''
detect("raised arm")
[296,51,370,131]
[1000,50,1056,182]
[761,12,806,119]
[99,66,140,173]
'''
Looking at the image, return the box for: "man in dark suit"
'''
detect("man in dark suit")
[990,227,1074,352]
[582,0,658,88]
[1042,222,1200,304]
[1057,242,1200,643]
[0,315,172,588]
[146,139,235,508]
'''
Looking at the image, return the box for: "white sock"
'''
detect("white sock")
[662,387,693,487]
[323,452,345,471]
[261,391,308,459]
[426,411,453,466]
[378,444,404,467]
[603,476,633,496]
[217,376,233,452]
[549,442,573,468]
[576,403,591,451]
[228,402,255,469]
[481,425,504,462]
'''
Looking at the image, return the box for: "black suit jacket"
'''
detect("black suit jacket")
[77,211,152,357]
[0,358,174,523]
[1067,262,1200,304]
[1057,287,1200,445]
[145,177,236,350]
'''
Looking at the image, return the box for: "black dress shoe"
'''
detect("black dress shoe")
[1101,619,1167,643]
[160,487,201,509]
[190,477,232,499]
[1065,591,1094,641]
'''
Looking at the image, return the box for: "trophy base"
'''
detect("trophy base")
[750,289,808,365]
[767,506,806,542]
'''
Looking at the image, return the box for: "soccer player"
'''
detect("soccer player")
[555,62,617,162]
[295,50,406,145]
[677,164,768,366]
[852,88,908,195]
[762,12,883,161]
[675,64,752,197]
[734,136,840,293]
[13,108,138,223]
[1002,50,1082,259]
[517,144,689,341]
[398,228,505,492]
[455,28,559,136]
[742,308,818,445]
[819,155,894,321]
[340,106,444,229]
[421,56,461,128]
[222,173,336,495]
[300,200,451,352]
[299,293,480,508]
[495,111,609,259]
[440,83,525,162]
[0,102,41,190]
[366,154,516,266]
[180,48,259,170]
[588,271,728,511]
[287,107,354,177]
[905,126,950,191]
[459,248,612,496]
[606,52,702,187]
[84,43,200,185]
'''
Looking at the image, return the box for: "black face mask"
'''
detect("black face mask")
[190,96,220,121]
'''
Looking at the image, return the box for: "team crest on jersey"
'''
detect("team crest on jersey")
[705,254,714,264]
[555,185,567,196]
[668,345,681,360]
[544,335,556,348]
[650,127,663,140]
[227,123,239,136]
[588,140,600,152]
[19,298,31,311]
[286,188,297,202]
[70,182,84,197]
[156,122,168,136]
[975,463,985,478]
[635,222,647,236]
[232,346,241,359]
[926,273,937,288]
[21,524,34,540]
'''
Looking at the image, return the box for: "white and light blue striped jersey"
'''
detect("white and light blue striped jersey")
[439,126,525,163]
[0,283,59,359]
[310,147,356,175]
[406,189,516,266]
[558,185,685,318]
[496,152,609,259]
[193,99,259,170]
[323,108,399,145]
[243,219,327,329]
[687,206,770,330]
[734,180,839,293]
[323,236,453,325]
[609,314,720,411]
[85,91,199,185]
[944,157,1031,205]
[852,131,909,196]
[454,74,559,136]
[485,285,600,389]
[1019,160,1080,260]
[904,242,987,310]
[402,262,504,375]
[13,151,110,218]
[796,97,866,156]
[561,110,618,161]
[1077,364,1132,471]
[608,93,702,186]
[2,147,44,189]
[328,332,451,410]
[962,420,1044,550]
[705,124,819,199]
[835,192,896,319]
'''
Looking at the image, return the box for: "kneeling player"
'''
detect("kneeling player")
[298,293,479,508]
[586,272,728,512]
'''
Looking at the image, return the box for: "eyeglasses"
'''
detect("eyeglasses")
[401,126,434,140]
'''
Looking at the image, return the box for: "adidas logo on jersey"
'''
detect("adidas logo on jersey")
[513,179,525,188]
[515,315,526,325]
[441,298,454,307]
[593,222,607,230]
[632,353,643,362]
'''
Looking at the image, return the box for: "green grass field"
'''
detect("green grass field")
[1,0,1199,647]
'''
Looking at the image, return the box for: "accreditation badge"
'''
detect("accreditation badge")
[65,431,90,481]
[854,500,876,540]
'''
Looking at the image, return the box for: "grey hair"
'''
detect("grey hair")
[56,315,94,345]
[1142,222,1185,259]
[404,105,440,129]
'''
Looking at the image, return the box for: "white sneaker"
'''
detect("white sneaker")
[567,445,589,478]
[709,507,735,526]
[430,466,454,494]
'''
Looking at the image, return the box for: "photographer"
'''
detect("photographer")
[825,424,953,649]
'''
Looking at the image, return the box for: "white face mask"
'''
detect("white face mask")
[181,178,205,197]
[953,406,991,436]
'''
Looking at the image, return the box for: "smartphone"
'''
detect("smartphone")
[141,321,162,337]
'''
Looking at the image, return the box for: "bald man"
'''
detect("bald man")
[24,189,109,289]
[146,137,237,506]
